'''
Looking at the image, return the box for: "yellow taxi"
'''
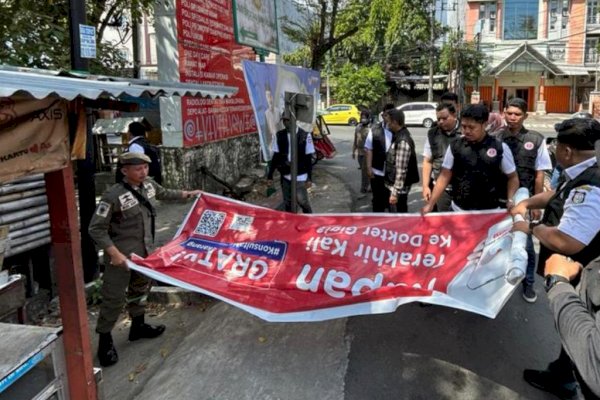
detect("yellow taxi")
[319,104,361,126]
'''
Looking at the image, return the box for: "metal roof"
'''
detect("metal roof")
[486,43,583,76]
[0,68,238,100]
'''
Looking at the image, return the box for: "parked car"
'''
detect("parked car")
[319,104,361,126]
[396,102,437,128]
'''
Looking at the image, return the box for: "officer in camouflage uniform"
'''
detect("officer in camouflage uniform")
[89,152,200,367]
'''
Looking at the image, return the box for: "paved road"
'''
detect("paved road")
[319,124,558,399]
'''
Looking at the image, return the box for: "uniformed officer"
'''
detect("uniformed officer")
[90,152,200,367]
[365,103,395,212]
[495,98,553,303]
[421,104,519,214]
[511,118,600,399]
[422,103,460,211]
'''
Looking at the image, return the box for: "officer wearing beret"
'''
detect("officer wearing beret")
[89,152,200,367]
[512,118,600,399]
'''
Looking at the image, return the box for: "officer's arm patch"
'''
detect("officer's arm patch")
[572,190,586,204]
[95,201,111,218]
[119,192,139,210]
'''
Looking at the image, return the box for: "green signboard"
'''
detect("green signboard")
[233,0,279,54]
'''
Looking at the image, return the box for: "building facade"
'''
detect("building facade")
[465,0,594,113]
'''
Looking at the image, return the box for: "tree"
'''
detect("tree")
[333,63,387,108]
[0,0,153,75]
[439,31,488,85]
[281,0,367,70]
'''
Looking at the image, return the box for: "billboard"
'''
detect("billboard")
[242,60,320,161]
[176,0,257,147]
[233,0,279,54]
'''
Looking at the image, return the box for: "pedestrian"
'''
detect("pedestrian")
[542,253,600,399]
[90,152,200,367]
[486,112,506,135]
[116,121,162,184]
[353,110,371,194]
[495,98,553,303]
[365,103,396,212]
[384,108,419,212]
[422,103,460,211]
[267,114,315,213]
[421,104,519,214]
[511,118,600,399]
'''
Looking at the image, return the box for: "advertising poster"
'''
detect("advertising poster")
[130,193,526,322]
[242,60,321,161]
[177,0,257,147]
[233,0,279,53]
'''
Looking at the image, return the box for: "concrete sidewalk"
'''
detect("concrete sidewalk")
[89,166,353,400]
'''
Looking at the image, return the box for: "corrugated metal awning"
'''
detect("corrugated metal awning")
[0,69,237,100]
[92,117,151,135]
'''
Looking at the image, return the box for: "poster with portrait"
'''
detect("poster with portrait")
[242,60,320,161]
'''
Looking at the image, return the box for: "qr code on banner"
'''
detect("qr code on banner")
[228,214,254,232]
[194,210,227,237]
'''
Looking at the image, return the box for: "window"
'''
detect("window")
[588,0,599,25]
[478,3,497,33]
[504,0,538,39]
[562,0,569,29]
[586,38,598,63]
[549,0,558,30]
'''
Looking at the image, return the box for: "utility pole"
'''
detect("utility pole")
[428,0,435,102]
[69,0,89,72]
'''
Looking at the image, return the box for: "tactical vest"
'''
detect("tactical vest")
[538,163,600,272]
[427,124,459,180]
[450,134,504,210]
[371,123,387,171]
[496,127,544,193]
[274,128,310,177]
[384,127,420,189]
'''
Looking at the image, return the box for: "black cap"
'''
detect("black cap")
[555,118,600,150]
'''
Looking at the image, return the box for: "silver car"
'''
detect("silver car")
[396,102,438,128]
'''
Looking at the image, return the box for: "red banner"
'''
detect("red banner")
[177,0,256,147]
[130,193,525,321]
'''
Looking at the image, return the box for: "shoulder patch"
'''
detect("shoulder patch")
[118,192,139,210]
[144,181,156,198]
[571,190,587,204]
[95,201,111,218]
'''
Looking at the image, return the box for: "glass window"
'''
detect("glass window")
[549,0,558,30]
[562,0,569,29]
[489,4,496,32]
[503,0,538,39]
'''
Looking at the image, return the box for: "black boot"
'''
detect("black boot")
[97,332,118,367]
[128,315,166,341]
[523,369,581,400]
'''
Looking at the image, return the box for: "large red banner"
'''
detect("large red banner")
[177,0,256,147]
[130,193,525,321]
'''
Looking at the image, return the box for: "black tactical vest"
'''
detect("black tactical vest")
[496,127,544,194]
[427,124,460,180]
[371,123,387,171]
[384,127,420,189]
[450,134,504,210]
[538,163,600,273]
[273,128,310,176]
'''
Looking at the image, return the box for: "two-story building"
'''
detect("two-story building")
[464,0,596,113]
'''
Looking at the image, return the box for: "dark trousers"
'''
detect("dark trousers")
[357,155,370,192]
[524,234,536,287]
[396,192,409,213]
[281,177,312,214]
[437,190,453,212]
[371,175,392,212]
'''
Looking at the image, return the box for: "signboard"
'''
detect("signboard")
[130,193,526,322]
[242,60,320,161]
[233,0,279,54]
[0,97,69,184]
[79,24,96,59]
[176,0,257,147]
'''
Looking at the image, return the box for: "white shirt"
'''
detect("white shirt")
[128,136,144,154]
[441,142,517,175]
[271,131,315,182]
[364,127,393,176]
[535,142,553,170]
[557,157,600,245]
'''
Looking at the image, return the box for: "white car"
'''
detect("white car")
[396,102,438,128]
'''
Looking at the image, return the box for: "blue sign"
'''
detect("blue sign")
[79,24,96,59]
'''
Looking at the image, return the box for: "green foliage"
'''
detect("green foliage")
[439,32,488,83]
[333,64,387,108]
[0,0,153,75]
[282,46,313,68]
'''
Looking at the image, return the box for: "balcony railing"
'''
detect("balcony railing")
[585,50,598,63]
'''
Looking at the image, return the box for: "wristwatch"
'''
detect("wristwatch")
[544,274,570,292]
